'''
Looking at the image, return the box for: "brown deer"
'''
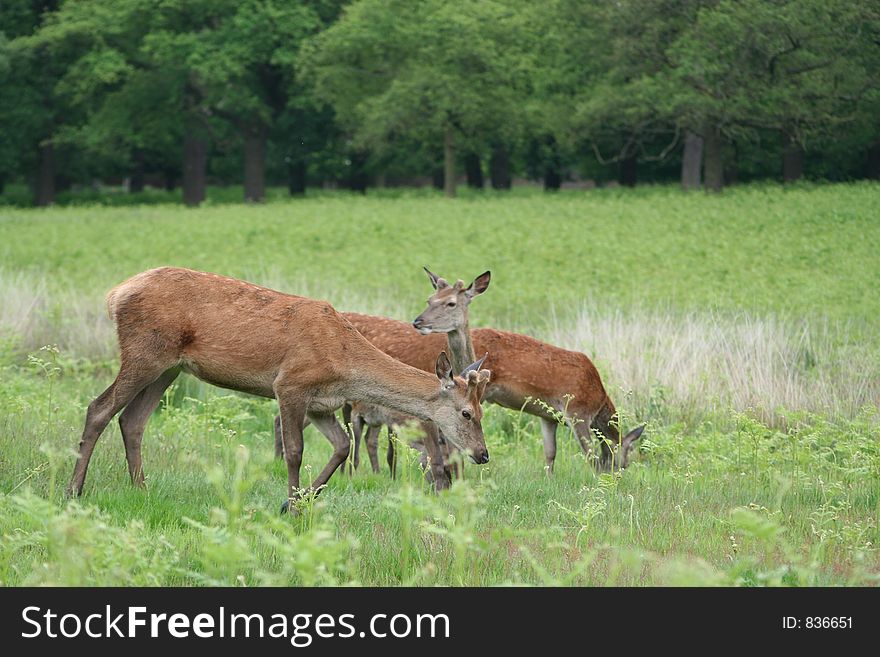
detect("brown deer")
[67,267,492,511]
[377,268,644,472]
[335,272,492,484]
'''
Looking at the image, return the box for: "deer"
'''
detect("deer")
[329,274,493,485]
[367,267,645,472]
[66,267,492,512]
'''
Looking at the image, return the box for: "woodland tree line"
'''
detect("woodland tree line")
[1,0,879,205]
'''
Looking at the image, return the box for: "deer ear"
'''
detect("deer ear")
[622,425,645,449]
[435,351,454,387]
[424,267,448,290]
[460,352,488,376]
[465,271,491,298]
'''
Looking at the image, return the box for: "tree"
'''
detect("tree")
[1,0,69,205]
[668,0,880,188]
[174,1,319,202]
[303,0,534,197]
[537,1,703,188]
[27,0,320,204]
[22,1,206,204]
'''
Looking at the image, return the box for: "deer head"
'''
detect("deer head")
[433,351,491,464]
[596,425,645,472]
[412,267,490,335]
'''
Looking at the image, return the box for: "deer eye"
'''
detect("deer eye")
[461,410,472,420]
[446,302,456,308]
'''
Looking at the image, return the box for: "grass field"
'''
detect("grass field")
[1,182,878,586]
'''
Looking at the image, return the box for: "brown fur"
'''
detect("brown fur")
[345,313,639,471]
[68,267,491,503]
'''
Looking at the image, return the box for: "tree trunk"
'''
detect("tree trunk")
[464,152,484,189]
[130,148,145,193]
[163,167,177,191]
[703,125,723,192]
[288,159,306,196]
[244,125,267,202]
[618,153,637,187]
[34,141,55,207]
[782,134,804,183]
[489,143,511,190]
[343,150,369,193]
[544,167,561,190]
[443,126,456,198]
[681,130,703,190]
[182,131,207,207]
[867,140,880,179]
[724,141,739,186]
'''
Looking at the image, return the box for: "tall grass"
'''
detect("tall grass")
[2,273,876,423]
[549,305,880,424]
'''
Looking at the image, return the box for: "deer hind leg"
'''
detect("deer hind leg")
[118,367,180,487]
[386,425,397,479]
[540,417,558,474]
[305,411,351,493]
[364,424,381,474]
[67,361,172,497]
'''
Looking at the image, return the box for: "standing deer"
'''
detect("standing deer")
[379,268,644,472]
[67,267,492,511]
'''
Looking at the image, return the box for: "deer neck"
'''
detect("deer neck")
[446,320,476,375]
[352,354,442,421]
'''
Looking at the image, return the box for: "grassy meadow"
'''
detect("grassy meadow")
[0,182,878,586]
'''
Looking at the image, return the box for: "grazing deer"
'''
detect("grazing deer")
[370,268,644,472]
[67,267,492,511]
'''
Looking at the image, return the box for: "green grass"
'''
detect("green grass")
[0,182,878,586]
[2,181,878,325]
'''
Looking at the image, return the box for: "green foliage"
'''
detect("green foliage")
[0,360,877,586]
[2,0,880,193]
[0,187,878,586]
[302,0,534,152]
[667,0,880,143]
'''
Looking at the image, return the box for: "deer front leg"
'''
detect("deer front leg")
[274,413,313,460]
[569,413,596,459]
[540,417,558,475]
[275,391,307,515]
[420,422,451,491]
[306,411,352,491]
